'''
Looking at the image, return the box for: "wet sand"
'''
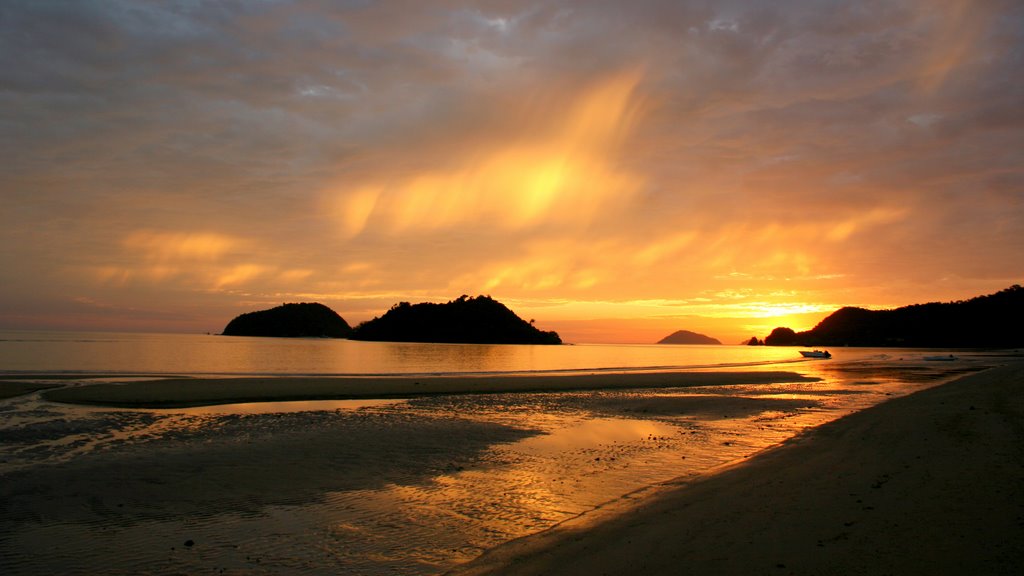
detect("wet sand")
[0,381,62,400]
[450,362,1024,575]
[3,359,1011,574]
[1,369,836,574]
[0,403,541,574]
[39,370,817,408]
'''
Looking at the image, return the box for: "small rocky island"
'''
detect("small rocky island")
[657,330,722,345]
[349,295,562,344]
[222,302,352,338]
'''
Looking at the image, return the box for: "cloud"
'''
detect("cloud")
[323,69,645,237]
[1,0,1022,338]
[122,231,239,262]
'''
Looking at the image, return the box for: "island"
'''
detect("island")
[348,295,562,345]
[222,302,352,338]
[657,330,722,345]
[764,285,1024,347]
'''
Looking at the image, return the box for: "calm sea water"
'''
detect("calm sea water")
[0,329,814,375]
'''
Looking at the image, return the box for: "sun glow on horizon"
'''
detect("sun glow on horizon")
[500,296,837,344]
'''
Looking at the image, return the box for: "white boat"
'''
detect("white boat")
[924,354,957,361]
[799,350,831,359]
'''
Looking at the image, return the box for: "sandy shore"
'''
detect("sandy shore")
[0,397,542,574]
[0,377,68,399]
[1,367,832,574]
[0,381,63,400]
[38,370,817,407]
[450,362,1024,575]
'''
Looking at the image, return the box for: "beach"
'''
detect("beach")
[1,355,1019,574]
[451,362,1024,575]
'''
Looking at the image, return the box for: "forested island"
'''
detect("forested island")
[222,303,352,338]
[221,286,1021,347]
[348,295,562,345]
[764,285,1023,347]
[657,330,722,345]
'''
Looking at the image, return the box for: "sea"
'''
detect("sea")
[0,330,810,375]
[0,330,994,575]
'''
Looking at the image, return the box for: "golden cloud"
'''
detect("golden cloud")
[325,69,646,237]
[122,230,240,262]
[91,230,281,293]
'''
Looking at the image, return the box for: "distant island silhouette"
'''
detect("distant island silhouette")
[764,285,1023,347]
[222,302,352,338]
[349,295,562,345]
[657,330,722,345]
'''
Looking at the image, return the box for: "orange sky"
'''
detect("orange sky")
[1,1,1021,344]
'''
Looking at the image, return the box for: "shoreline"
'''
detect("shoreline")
[32,370,819,408]
[3,357,1015,574]
[449,362,1024,575]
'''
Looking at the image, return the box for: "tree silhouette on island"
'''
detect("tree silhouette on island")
[349,295,562,344]
[222,296,561,344]
[222,303,352,338]
[220,286,1022,348]
[763,285,1024,348]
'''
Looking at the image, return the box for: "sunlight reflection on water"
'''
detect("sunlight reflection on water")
[0,330,805,375]
[513,417,680,456]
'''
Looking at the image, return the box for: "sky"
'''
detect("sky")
[1,0,1022,344]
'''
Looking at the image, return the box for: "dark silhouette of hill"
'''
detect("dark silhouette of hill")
[223,303,352,338]
[764,285,1024,347]
[764,327,799,346]
[657,330,722,345]
[349,295,561,345]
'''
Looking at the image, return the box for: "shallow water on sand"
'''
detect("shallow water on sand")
[0,352,999,574]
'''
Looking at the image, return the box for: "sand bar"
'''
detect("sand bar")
[38,370,817,408]
[0,381,63,400]
[450,362,1024,575]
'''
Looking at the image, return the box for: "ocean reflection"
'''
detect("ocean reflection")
[513,417,679,456]
[0,330,803,375]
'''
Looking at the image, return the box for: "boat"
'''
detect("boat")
[799,350,831,359]
[924,354,957,361]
